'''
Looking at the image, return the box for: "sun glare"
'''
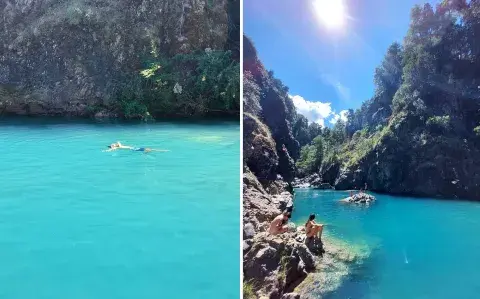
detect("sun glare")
[313,0,346,30]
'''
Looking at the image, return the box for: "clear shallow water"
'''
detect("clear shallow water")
[0,119,240,299]
[292,189,480,299]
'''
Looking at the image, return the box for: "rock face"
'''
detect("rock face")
[332,123,480,200]
[243,35,299,182]
[243,232,318,298]
[244,113,279,181]
[0,0,231,116]
[243,168,324,299]
[341,193,376,204]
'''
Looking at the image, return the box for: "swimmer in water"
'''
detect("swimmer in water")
[104,142,168,153]
[104,141,130,151]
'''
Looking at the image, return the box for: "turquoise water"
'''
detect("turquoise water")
[292,189,480,299]
[0,119,240,299]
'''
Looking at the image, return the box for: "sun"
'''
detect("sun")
[313,0,346,30]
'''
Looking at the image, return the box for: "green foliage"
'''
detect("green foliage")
[340,125,393,167]
[114,90,149,120]
[243,281,256,299]
[278,255,289,282]
[374,42,404,98]
[474,126,480,137]
[426,115,450,130]
[138,50,240,117]
[296,136,324,173]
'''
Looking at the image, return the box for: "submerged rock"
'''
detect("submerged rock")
[295,239,370,298]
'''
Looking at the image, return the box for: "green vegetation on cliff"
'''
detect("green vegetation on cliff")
[115,50,239,119]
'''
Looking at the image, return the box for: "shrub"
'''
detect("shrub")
[140,50,240,117]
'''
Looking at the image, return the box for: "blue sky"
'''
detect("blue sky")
[244,0,440,126]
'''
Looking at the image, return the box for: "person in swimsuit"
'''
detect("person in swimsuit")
[105,141,131,151]
[268,211,291,235]
[305,214,324,239]
[105,142,168,153]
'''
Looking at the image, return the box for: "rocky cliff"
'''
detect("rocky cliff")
[0,0,239,118]
[243,36,297,182]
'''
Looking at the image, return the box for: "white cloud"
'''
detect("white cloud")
[329,110,349,124]
[320,74,351,102]
[289,94,332,127]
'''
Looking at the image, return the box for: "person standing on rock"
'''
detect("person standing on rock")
[268,211,291,235]
[305,214,324,239]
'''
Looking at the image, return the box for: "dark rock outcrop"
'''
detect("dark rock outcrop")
[319,160,341,186]
[243,231,319,298]
[243,113,279,181]
[333,117,480,200]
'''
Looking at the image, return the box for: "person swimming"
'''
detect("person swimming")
[105,141,131,151]
[104,142,168,153]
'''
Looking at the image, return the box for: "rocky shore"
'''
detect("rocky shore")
[243,169,368,299]
[243,169,323,299]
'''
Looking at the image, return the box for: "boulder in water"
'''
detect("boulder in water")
[341,193,376,204]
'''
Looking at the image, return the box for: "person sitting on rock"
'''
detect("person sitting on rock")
[305,214,324,239]
[268,211,291,235]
